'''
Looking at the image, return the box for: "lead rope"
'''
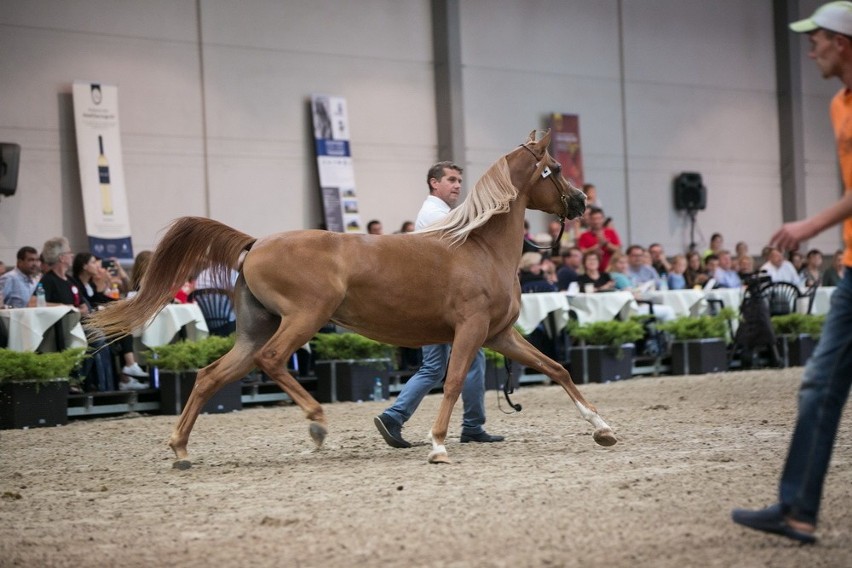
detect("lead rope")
[497,356,522,414]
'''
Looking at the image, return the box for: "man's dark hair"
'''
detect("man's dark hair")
[705,254,720,263]
[587,206,604,217]
[366,219,381,232]
[427,161,462,191]
[16,246,37,261]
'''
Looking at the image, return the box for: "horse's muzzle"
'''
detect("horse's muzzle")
[564,193,586,220]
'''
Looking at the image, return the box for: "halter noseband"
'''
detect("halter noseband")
[519,143,572,251]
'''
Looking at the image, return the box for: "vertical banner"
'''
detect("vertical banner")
[548,113,584,189]
[71,81,133,259]
[310,94,363,232]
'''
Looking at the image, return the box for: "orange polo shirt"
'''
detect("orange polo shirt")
[830,88,852,266]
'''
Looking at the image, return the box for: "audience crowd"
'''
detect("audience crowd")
[0,188,842,393]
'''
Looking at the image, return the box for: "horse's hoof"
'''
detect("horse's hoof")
[173,459,192,470]
[309,422,327,448]
[428,449,451,464]
[593,428,617,447]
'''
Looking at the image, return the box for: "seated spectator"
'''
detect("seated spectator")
[0,246,40,308]
[704,255,721,287]
[72,252,149,383]
[583,183,601,209]
[127,250,152,299]
[799,249,823,288]
[577,251,614,293]
[788,250,804,273]
[822,249,844,286]
[607,252,632,290]
[713,250,742,288]
[737,255,755,281]
[735,241,749,259]
[667,255,687,290]
[367,219,383,235]
[578,207,621,271]
[546,218,579,259]
[518,252,557,292]
[760,246,801,284]
[397,221,415,234]
[648,243,671,278]
[685,251,710,288]
[703,232,724,260]
[522,220,539,253]
[625,245,660,288]
[556,246,582,291]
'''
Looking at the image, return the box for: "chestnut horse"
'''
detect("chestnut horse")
[88,130,617,466]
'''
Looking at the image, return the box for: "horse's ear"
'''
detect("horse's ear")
[532,129,552,155]
[527,129,537,143]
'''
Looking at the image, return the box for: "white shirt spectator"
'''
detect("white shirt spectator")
[760,260,800,284]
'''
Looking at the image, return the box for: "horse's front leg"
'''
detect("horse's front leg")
[427,336,482,464]
[487,327,617,447]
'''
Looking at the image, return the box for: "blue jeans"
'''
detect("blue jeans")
[779,267,852,525]
[384,344,487,434]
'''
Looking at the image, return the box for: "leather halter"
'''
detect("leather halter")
[519,143,572,251]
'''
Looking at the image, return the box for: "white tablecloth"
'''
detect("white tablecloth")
[516,293,570,335]
[0,306,87,352]
[135,304,209,348]
[517,291,638,334]
[810,287,835,315]
[647,289,707,318]
[568,291,638,325]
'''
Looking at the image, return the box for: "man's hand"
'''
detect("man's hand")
[770,219,819,251]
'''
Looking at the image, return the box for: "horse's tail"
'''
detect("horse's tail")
[86,217,256,338]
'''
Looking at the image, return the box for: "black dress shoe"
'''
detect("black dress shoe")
[374,413,412,448]
[460,430,505,443]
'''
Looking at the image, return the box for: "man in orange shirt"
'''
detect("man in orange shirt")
[732,1,852,544]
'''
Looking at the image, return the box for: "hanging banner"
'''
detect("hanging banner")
[548,113,584,189]
[311,94,363,232]
[71,81,133,260]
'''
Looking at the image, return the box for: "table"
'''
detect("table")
[135,303,209,348]
[517,291,638,334]
[0,306,87,352]
[810,287,835,316]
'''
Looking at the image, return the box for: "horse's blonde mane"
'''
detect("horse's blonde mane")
[417,157,518,246]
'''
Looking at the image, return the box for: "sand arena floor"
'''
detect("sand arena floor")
[1,367,851,568]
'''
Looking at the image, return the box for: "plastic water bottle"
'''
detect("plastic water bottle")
[372,377,383,402]
[35,282,46,307]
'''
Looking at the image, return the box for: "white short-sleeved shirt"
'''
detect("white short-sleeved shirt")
[415,195,451,230]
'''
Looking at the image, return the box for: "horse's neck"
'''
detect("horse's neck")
[468,198,528,271]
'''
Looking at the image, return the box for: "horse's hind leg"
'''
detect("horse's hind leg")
[487,328,617,447]
[169,342,259,468]
[253,316,331,448]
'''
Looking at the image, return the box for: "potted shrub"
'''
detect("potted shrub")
[311,332,394,403]
[659,308,736,375]
[568,319,644,383]
[772,313,825,367]
[148,335,242,415]
[0,348,84,429]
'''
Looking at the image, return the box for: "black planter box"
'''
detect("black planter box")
[314,359,391,403]
[484,359,523,391]
[671,339,729,375]
[777,334,817,367]
[0,380,69,429]
[158,370,243,415]
[570,344,635,384]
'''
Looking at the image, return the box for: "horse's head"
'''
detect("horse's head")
[514,130,586,220]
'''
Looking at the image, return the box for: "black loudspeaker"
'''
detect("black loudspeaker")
[0,143,21,197]
[674,172,706,211]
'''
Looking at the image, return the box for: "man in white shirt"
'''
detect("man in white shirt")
[760,247,801,284]
[374,161,504,447]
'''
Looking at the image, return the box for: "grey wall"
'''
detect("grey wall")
[0,0,842,263]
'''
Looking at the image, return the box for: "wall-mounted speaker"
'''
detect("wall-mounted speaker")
[674,172,705,211]
[0,143,21,197]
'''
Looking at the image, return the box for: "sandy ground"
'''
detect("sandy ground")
[1,367,851,568]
